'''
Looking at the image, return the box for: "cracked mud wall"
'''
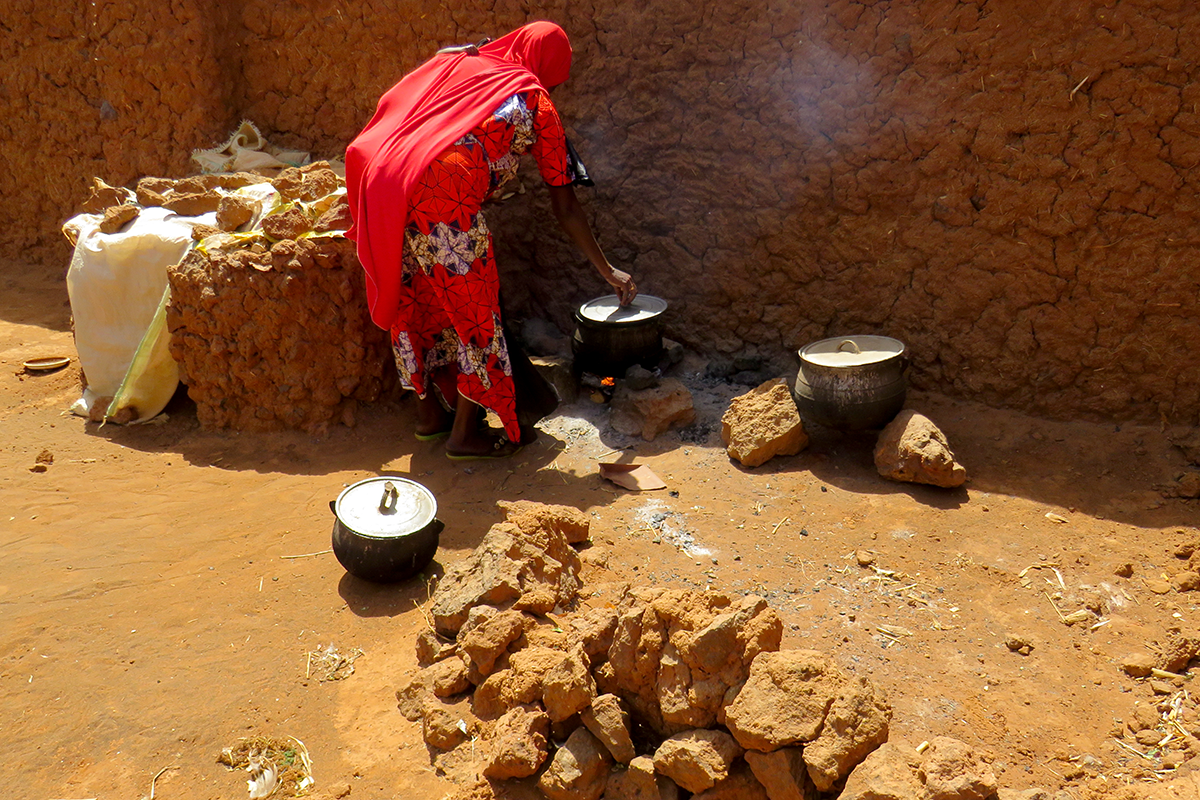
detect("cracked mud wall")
[7,0,1200,423]
[1,0,240,253]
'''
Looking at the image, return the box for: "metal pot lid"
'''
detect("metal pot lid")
[800,335,906,368]
[577,294,668,325]
[334,476,437,539]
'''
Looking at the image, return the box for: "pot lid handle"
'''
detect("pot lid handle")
[836,339,862,354]
[378,481,399,514]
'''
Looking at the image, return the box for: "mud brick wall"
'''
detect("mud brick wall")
[166,238,394,434]
[8,0,1200,423]
[1,0,240,254]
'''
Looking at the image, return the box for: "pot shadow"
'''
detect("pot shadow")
[778,427,968,510]
[710,390,1196,526]
[336,559,443,618]
[703,407,969,510]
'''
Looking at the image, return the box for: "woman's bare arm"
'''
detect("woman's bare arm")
[547,183,637,305]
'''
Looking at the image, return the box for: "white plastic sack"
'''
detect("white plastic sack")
[105,285,178,423]
[65,206,210,422]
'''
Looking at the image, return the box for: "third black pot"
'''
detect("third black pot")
[571,294,667,376]
[330,476,442,583]
[792,335,908,431]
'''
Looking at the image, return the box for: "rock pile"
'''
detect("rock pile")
[162,163,392,433]
[398,501,920,800]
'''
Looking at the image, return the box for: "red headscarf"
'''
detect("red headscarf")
[345,21,573,329]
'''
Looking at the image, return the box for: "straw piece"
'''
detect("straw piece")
[280,548,333,559]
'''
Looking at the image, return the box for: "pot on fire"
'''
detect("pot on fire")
[792,335,908,431]
[330,476,442,583]
[571,294,667,377]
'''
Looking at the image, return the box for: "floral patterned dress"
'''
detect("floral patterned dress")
[390,90,571,441]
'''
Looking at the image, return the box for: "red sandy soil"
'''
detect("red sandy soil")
[2,260,1198,800]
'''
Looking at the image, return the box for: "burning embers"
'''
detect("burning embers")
[581,372,621,403]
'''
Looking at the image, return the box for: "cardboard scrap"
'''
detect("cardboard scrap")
[599,462,666,491]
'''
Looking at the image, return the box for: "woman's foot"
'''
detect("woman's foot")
[445,431,523,460]
[415,392,454,439]
[443,394,524,459]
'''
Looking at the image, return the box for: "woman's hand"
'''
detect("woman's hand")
[605,267,637,306]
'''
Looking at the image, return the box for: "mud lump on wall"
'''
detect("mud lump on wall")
[7,0,1200,424]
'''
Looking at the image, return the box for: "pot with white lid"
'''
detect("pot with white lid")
[330,476,443,583]
[571,294,667,376]
[792,335,908,431]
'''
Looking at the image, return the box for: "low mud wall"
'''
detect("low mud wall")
[6,0,1200,423]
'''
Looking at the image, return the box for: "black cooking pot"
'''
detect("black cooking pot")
[792,335,908,431]
[330,476,442,583]
[571,294,667,376]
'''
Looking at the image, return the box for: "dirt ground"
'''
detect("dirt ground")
[3,258,1200,800]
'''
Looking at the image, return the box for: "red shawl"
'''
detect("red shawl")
[345,21,573,329]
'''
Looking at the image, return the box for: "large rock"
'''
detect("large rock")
[721,378,809,467]
[610,378,696,441]
[744,748,817,800]
[920,736,998,800]
[652,729,743,794]
[499,499,591,545]
[415,628,458,666]
[472,645,571,719]
[840,737,996,800]
[803,675,892,791]
[396,674,434,722]
[525,616,573,651]
[395,655,472,721]
[216,194,256,231]
[873,411,966,488]
[539,726,614,800]
[481,704,551,779]
[543,643,598,722]
[430,502,585,635]
[429,522,530,635]
[422,697,478,751]
[605,589,781,735]
[604,756,680,800]
[722,648,889,788]
[99,203,138,233]
[839,740,925,800]
[583,694,637,763]
[459,609,526,677]
[570,606,620,660]
[426,654,472,698]
[80,177,132,213]
[690,764,771,800]
[721,650,845,750]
